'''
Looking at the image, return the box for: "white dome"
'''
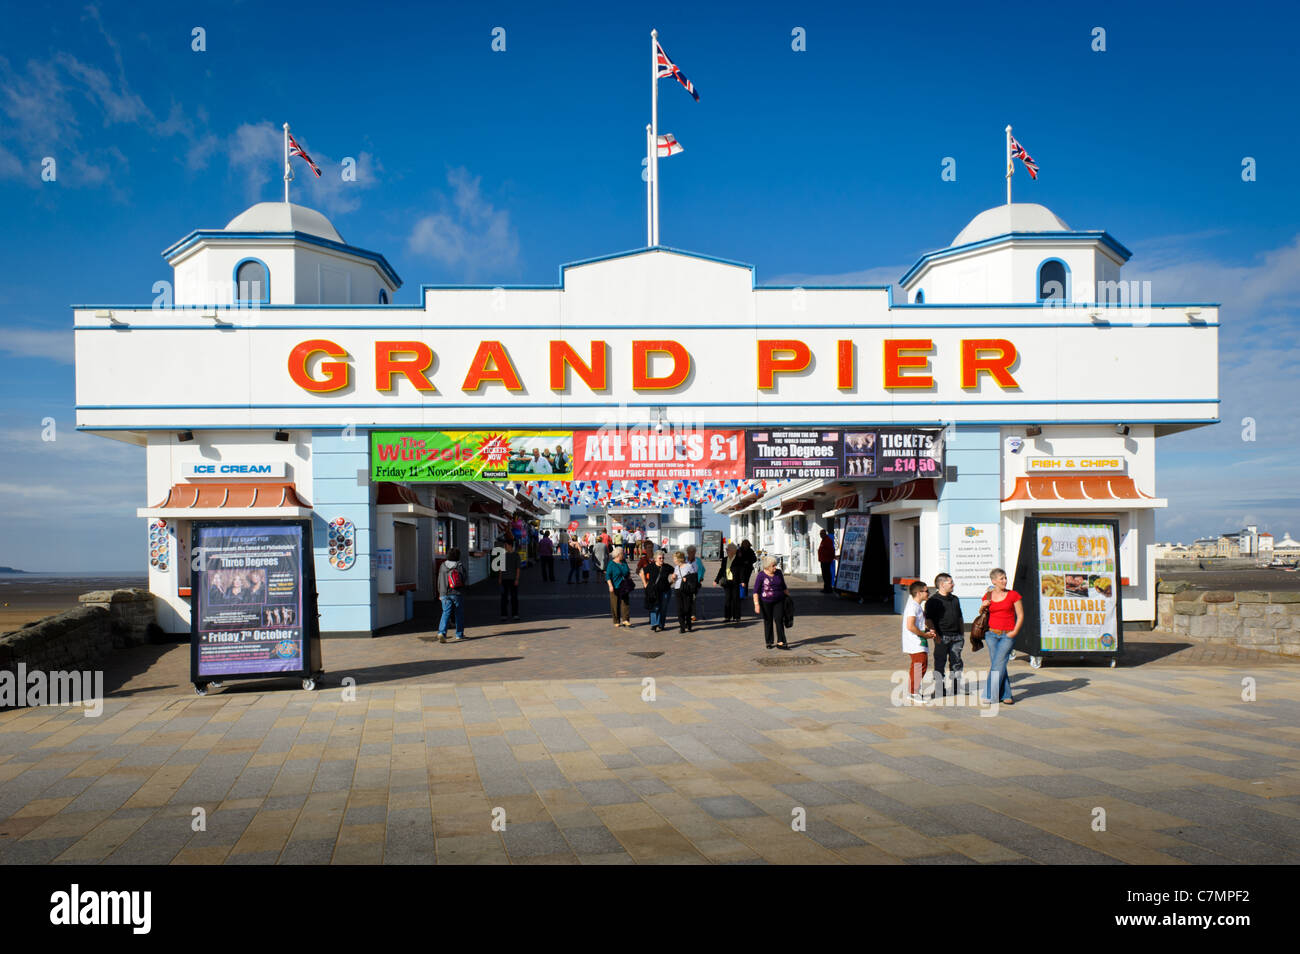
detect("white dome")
[952,203,1070,247]
[224,202,343,243]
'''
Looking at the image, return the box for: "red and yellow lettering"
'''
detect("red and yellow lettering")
[462,340,523,392]
[756,339,812,389]
[549,340,608,391]
[883,338,934,389]
[961,338,1019,389]
[632,340,691,390]
[375,341,435,392]
[288,339,350,393]
[836,339,854,390]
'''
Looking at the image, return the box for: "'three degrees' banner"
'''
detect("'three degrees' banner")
[371,431,575,481]
[1036,522,1119,653]
[572,429,745,481]
[746,428,945,480]
[195,524,305,677]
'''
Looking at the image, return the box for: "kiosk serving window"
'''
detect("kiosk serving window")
[394,520,417,588]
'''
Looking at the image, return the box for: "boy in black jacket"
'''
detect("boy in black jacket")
[924,572,966,696]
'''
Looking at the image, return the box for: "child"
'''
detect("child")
[901,580,930,705]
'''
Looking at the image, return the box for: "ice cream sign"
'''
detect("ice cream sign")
[182,461,287,478]
[1026,457,1125,472]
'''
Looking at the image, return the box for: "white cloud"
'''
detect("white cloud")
[407,168,520,278]
[226,120,380,215]
[0,328,73,364]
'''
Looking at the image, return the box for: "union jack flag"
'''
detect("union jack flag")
[655,39,699,101]
[1009,134,1038,179]
[287,132,321,178]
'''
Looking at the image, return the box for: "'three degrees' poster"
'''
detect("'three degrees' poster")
[1036,522,1119,653]
[195,524,305,676]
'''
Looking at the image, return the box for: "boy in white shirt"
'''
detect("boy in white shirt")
[901,579,930,705]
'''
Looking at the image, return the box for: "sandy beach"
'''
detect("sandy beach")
[0,574,147,632]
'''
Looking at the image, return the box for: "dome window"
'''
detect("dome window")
[233,258,270,305]
[1037,259,1069,302]
[378,289,389,305]
[914,289,925,304]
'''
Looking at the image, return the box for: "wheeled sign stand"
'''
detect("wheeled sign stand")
[189,519,326,695]
[1012,516,1124,669]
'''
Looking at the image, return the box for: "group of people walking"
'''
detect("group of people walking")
[435,532,803,649]
[901,567,1024,706]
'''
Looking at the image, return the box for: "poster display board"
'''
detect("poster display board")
[190,520,323,691]
[746,428,944,480]
[573,428,744,481]
[835,513,871,594]
[746,429,841,480]
[1011,517,1123,662]
[371,430,574,481]
[948,523,1000,598]
[702,530,723,560]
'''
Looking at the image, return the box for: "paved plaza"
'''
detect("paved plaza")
[2,579,1299,864]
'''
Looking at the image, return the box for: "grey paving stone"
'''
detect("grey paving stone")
[774,781,853,808]
[599,753,639,770]
[279,837,336,864]
[562,825,624,855]
[0,836,80,864]
[576,779,641,806]
[695,795,764,819]
[802,820,866,850]
[225,850,279,864]
[480,772,535,797]
[631,745,684,766]
[907,852,979,864]
[626,775,673,796]
[503,820,571,858]
[504,729,539,746]
[423,729,469,747]
[1157,825,1297,864]
[344,803,387,826]
[519,760,570,791]
[528,717,591,753]
[226,765,281,800]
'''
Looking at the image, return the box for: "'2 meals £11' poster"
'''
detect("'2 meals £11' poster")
[1035,522,1118,654]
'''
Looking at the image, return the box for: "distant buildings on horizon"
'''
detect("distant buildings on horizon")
[1155,525,1299,560]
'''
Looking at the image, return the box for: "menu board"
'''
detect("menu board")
[949,523,1000,598]
[701,530,723,560]
[835,513,871,594]
[191,522,318,678]
[1034,521,1120,653]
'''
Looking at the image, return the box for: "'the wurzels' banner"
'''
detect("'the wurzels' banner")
[1036,522,1118,653]
[572,429,745,481]
[371,431,575,481]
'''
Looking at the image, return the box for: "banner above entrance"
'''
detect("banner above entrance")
[371,431,574,482]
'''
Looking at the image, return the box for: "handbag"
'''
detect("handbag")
[970,601,990,651]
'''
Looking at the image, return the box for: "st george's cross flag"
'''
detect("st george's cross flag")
[657,133,684,157]
[655,39,699,101]
[287,132,322,178]
[1009,133,1038,179]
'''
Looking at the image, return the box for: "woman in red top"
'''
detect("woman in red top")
[980,567,1023,705]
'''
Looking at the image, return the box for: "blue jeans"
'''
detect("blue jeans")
[438,593,465,637]
[649,592,671,628]
[983,630,1015,702]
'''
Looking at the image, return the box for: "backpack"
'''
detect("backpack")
[446,565,463,591]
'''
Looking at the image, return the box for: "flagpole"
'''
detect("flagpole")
[283,122,292,204]
[1005,124,1012,206]
[650,29,660,246]
[645,123,653,247]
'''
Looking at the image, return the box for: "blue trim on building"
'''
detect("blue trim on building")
[71,320,1220,331]
[899,230,1134,287]
[162,230,403,288]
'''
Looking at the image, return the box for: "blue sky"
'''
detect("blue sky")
[1,1,1296,570]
